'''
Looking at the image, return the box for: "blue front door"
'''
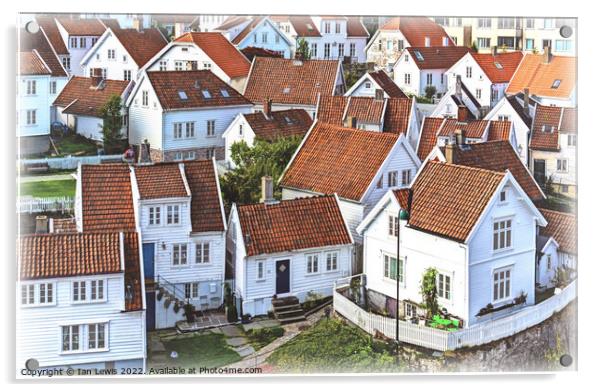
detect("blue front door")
[143,243,155,280]
[276,260,290,295]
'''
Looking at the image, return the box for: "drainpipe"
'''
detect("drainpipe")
[396,207,410,362]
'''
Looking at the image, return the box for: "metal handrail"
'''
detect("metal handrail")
[156,274,190,305]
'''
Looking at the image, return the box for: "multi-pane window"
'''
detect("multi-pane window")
[477,18,491,28]
[173,122,183,139]
[426,73,433,85]
[90,280,104,301]
[497,18,516,29]
[172,244,188,265]
[324,22,331,33]
[167,205,180,224]
[338,43,345,58]
[207,120,216,136]
[142,91,149,106]
[324,43,330,58]
[525,39,535,50]
[326,252,338,271]
[476,89,482,99]
[185,283,199,299]
[206,148,215,159]
[404,73,411,85]
[498,114,510,121]
[26,80,36,95]
[335,22,341,34]
[107,49,115,60]
[497,37,515,49]
[556,159,568,172]
[149,206,161,225]
[88,323,106,350]
[311,43,317,58]
[185,122,195,138]
[91,37,98,46]
[73,281,86,302]
[123,70,132,81]
[257,260,265,280]
[387,171,398,187]
[26,110,36,125]
[306,254,319,274]
[175,61,184,71]
[261,32,268,43]
[567,134,577,146]
[401,169,411,185]
[466,66,472,78]
[159,60,167,71]
[547,255,552,270]
[477,37,491,49]
[555,40,572,52]
[62,325,80,352]
[195,242,210,264]
[62,57,71,70]
[350,43,356,58]
[49,81,57,94]
[493,219,512,250]
[525,18,535,29]
[21,284,35,305]
[185,151,196,160]
[437,273,451,300]
[80,37,87,48]
[39,283,53,304]
[383,254,402,282]
[493,267,511,301]
[70,37,78,48]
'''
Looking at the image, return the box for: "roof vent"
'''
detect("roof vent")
[194,80,201,89]
[283,87,291,94]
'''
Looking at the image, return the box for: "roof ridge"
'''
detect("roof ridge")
[538,207,576,217]
[237,194,336,209]
[431,160,507,178]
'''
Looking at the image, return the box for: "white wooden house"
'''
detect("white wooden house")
[54,18,108,76]
[430,76,482,119]
[536,208,577,288]
[345,70,408,99]
[392,46,471,98]
[142,32,251,93]
[76,160,227,329]
[80,27,167,81]
[127,70,253,162]
[444,50,523,111]
[17,232,146,372]
[279,121,421,246]
[227,191,354,316]
[357,161,547,327]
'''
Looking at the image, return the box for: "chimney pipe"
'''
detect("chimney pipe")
[454,129,465,146]
[523,88,530,116]
[263,98,272,118]
[375,89,384,101]
[457,105,469,123]
[491,45,497,56]
[444,142,455,164]
[260,176,274,203]
[543,46,552,64]
[455,75,462,99]
[138,139,151,164]
[90,68,103,88]
[35,215,49,234]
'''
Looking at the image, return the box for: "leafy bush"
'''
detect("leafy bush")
[246,326,285,350]
[424,85,437,99]
[420,267,439,319]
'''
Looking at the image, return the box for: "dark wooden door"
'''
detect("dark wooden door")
[533,159,546,186]
[275,260,290,295]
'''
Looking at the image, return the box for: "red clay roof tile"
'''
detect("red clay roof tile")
[54,77,130,117]
[244,109,313,141]
[111,27,167,67]
[507,54,576,99]
[539,208,576,255]
[57,17,107,36]
[368,70,408,98]
[382,17,453,47]
[134,163,188,200]
[406,46,472,69]
[36,16,69,55]
[471,52,523,84]
[530,105,562,151]
[19,27,67,77]
[417,117,445,160]
[184,160,226,233]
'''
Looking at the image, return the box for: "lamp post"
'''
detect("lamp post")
[395,208,409,362]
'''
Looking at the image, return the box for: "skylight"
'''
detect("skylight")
[415,51,424,61]
[307,23,313,31]
[202,89,212,99]
[220,89,230,98]
[283,87,291,94]
[178,91,188,100]
[494,62,503,69]
[551,79,561,89]
[284,116,293,125]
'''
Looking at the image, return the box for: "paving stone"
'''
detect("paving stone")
[226,337,248,347]
[241,319,281,331]
[150,338,166,354]
[220,324,244,337]
[233,344,255,357]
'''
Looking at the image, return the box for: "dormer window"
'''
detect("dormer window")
[551,79,561,89]
[202,90,212,99]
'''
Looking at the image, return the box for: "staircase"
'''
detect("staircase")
[272,296,306,324]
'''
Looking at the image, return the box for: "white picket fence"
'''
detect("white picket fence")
[18,196,74,213]
[333,279,577,351]
[20,154,123,170]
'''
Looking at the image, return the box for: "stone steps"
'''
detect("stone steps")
[272,296,306,325]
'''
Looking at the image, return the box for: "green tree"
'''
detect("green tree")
[471,41,478,52]
[420,267,439,319]
[99,94,124,154]
[220,136,302,211]
[296,38,311,60]
[424,85,437,100]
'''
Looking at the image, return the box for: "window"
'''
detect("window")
[195,242,210,264]
[26,80,36,95]
[175,61,183,71]
[167,205,180,224]
[551,79,561,89]
[437,273,451,300]
[493,219,512,250]
[555,40,572,52]
[262,32,268,43]
[172,244,188,265]
[253,33,257,43]
[388,215,399,237]
[25,109,36,124]
[498,114,510,121]
[90,280,104,301]
[142,91,149,107]
[335,22,341,34]
[220,89,230,98]
[376,175,383,189]
[326,252,338,271]
[62,325,80,352]
[546,255,552,270]
[525,18,535,29]
[73,281,86,302]
[567,134,577,147]
[49,81,57,94]
[383,254,402,282]
[185,122,195,138]
[206,148,215,159]
[466,66,472,78]
[122,55,127,62]
[123,70,132,81]
[525,39,535,50]
[493,267,511,301]
[80,37,87,48]
[70,37,78,48]
[21,284,35,305]
[404,73,411,85]
[401,169,411,185]
[311,43,317,58]
[477,37,491,49]
[497,18,516,29]
[238,124,244,136]
[173,122,183,138]
[88,323,106,350]
[39,283,53,304]
[350,43,356,58]
[256,260,265,280]
[500,190,507,202]
[387,171,398,187]
[426,73,433,85]
[476,89,482,99]
[185,151,195,160]
[149,206,161,225]
[207,120,216,136]
[159,60,167,71]
[324,43,330,58]
[306,254,319,274]
[544,18,554,29]
[497,36,515,49]
[275,34,280,44]
[203,62,212,70]
[185,283,199,299]
[561,184,569,194]
[324,22,331,34]
[107,49,115,60]
[91,38,98,46]
[338,43,345,58]
[556,159,568,172]
[62,57,71,70]
[477,18,491,28]
[174,152,183,161]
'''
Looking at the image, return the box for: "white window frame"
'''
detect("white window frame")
[387,171,398,187]
[38,282,55,305]
[159,60,167,71]
[149,206,161,226]
[90,279,105,301]
[556,159,568,172]
[142,90,149,107]
[87,323,108,350]
[107,49,115,60]
[493,218,512,251]
[383,254,403,283]
[72,281,87,302]
[195,242,210,264]
[172,244,188,266]
[437,272,452,301]
[306,254,319,274]
[26,110,37,125]
[20,283,35,306]
[388,215,399,237]
[49,80,57,94]
[493,266,512,302]
[256,260,265,280]
[61,325,81,353]
[326,252,338,272]
[173,122,183,139]
[207,120,216,137]
[167,205,180,225]
[401,169,411,185]
[185,122,195,138]
[123,69,132,81]
[185,282,199,299]
[567,134,577,147]
[26,80,37,95]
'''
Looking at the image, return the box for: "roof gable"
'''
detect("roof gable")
[134,163,188,200]
[404,46,472,70]
[539,208,576,254]
[54,77,131,117]
[19,27,67,77]
[471,52,523,84]
[243,109,313,140]
[111,27,168,67]
[382,17,453,47]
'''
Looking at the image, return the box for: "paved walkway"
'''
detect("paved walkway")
[19,173,76,183]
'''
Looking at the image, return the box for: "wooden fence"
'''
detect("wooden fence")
[18,196,74,214]
[333,279,577,351]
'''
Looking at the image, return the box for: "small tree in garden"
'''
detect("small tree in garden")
[420,267,439,319]
[296,38,311,60]
[99,94,123,154]
[424,86,437,100]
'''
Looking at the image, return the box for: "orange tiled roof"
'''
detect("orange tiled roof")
[382,16,453,47]
[346,97,386,124]
[316,96,348,124]
[19,51,51,75]
[407,46,472,69]
[19,27,67,77]
[439,119,489,139]
[530,105,562,151]
[174,32,251,79]
[54,77,130,117]
[237,195,352,256]
[51,218,77,234]
[36,16,69,55]
[146,70,252,110]
[346,17,369,37]
[280,122,398,201]
[471,52,523,84]
[270,15,321,37]
[417,117,445,160]
[123,232,143,311]
[244,57,341,107]
[134,163,188,200]
[383,97,413,135]
[539,208,576,255]
[81,164,137,232]
[506,54,576,99]
[112,27,167,67]
[487,120,512,142]
[449,140,544,201]
[184,160,226,233]
[244,109,313,141]
[368,70,408,98]
[407,161,505,242]
[57,17,107,36]
[19,232,122,280]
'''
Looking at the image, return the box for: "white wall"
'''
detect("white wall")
[19,75,51,137]
[82,31,140,81]
[445,55,492,108]
[128,76,164,150]
[237,20,292,59]
[484,98,530,163]
[223,114,255,167]
[537,240,559,288]
[57,23,100,76]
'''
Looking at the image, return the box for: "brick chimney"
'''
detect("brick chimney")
[90,68,104,89]
[263,98,272,118]
[444,142,455,164]
[543,46,552,64]
[260,176,275,203]
[35,215,48,234]
[455,75,462,99]
[132,18,142,32]
[457,105,469,123]
[138,139,151,164]
[523,88,530,116]
[491,45,498,56]
[344,116,357,128]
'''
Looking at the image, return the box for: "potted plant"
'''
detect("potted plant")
[184,304,196,323]
[241,313,252,324]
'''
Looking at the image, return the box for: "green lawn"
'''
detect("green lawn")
[267,318,403,373]
[160,332,240,368]
[54,134,99,156]
[20,179,76,198]
[245,326,285,351]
